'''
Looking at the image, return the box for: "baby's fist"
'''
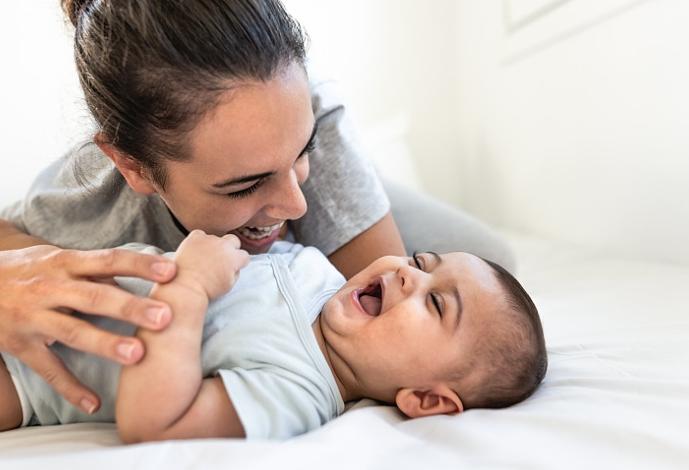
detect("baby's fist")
[175,230,250,299]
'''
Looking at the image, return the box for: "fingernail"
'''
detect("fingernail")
[116,341,136,361]
[80,398,97,414]
[146,306,170,325]
[152,261,174,277]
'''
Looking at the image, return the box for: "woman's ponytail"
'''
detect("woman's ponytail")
[61,0,92,28]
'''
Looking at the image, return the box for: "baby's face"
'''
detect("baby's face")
[320,252,506,401]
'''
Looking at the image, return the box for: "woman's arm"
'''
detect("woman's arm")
[116,231,249,442]
[327,212,406,279]
[0,219,49,250]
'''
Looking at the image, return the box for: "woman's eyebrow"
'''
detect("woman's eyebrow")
[212,121,318,189]
[213,171,274,188]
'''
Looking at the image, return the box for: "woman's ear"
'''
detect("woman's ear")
[395,384,464,418]
[95,134,158,195]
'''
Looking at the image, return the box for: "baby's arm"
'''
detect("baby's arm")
[116,231,249,442]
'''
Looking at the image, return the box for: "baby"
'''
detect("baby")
[0,231,547,441]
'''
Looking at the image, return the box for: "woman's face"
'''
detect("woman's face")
[155,62,315,254]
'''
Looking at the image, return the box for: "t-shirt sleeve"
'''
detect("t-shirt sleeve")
[291,69,390,256]
[1,149,114,248]
[217,367,335,440]
[0,143,175,250]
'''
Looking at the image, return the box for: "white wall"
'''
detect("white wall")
[2,1,687,265]
[0,1,88,204]
[284,0,460,195]
[452,0,689,265]
[0,0,460,204]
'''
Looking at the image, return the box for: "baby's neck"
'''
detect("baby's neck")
[311,315,359,403]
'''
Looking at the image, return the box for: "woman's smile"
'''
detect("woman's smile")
[232,221,288,253]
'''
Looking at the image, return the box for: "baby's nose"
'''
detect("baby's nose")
[397,264,420,291]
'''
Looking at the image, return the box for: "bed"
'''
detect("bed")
[1,231,687,469]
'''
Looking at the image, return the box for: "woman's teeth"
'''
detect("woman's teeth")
[237,222,284,240]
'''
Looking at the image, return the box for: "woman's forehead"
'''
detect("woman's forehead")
[187,63,314,174]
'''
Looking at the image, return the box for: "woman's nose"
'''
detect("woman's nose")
[264,170,307,221]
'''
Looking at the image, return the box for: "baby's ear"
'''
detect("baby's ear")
[395,384,464,418]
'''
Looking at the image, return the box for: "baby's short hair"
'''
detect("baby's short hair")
[456,258,547,409]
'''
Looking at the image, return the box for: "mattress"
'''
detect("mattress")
[1,232,688,469]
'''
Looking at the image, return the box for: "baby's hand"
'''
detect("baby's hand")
[173,230,250,299]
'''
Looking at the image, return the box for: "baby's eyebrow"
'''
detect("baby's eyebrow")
[426,251,463,328]
[452,286,463,330]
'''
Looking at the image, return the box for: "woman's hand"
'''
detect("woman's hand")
[173,231,250,300]
[0,245,177,414]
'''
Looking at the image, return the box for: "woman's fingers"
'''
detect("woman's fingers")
[54,248,176,283]
[20,343,101,414]
[41,278,171,331]
[0,246,171,410]
[34,310,145,365]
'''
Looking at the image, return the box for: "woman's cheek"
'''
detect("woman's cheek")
[222,199,263,228]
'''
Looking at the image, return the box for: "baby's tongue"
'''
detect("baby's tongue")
[359,294,381,316]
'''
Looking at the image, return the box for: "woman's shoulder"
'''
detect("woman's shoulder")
[27,141,118,193]
[25,141,139,212]
[16,141,167,249]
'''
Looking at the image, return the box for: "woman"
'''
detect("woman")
[0,0,514,416]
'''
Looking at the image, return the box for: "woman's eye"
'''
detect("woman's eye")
[301,123,319,157]
[302,138,317,156]
[226,179,264,199]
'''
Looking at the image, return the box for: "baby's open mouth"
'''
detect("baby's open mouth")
[357,279,383,316]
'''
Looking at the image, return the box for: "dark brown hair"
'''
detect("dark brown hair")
[460,258,548,409]
[61,0,307,187]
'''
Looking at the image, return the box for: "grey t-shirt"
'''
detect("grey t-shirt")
[1,73,389,255]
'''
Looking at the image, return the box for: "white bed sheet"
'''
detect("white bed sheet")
[1,233,688,469]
